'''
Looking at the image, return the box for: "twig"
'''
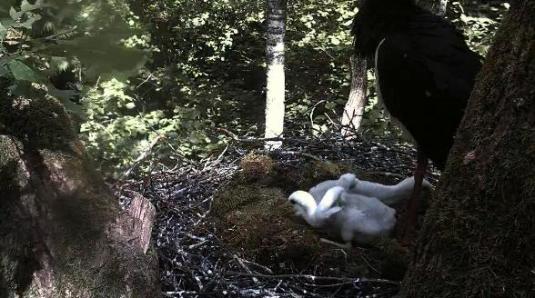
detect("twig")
[224,271,400,286]
[240,258,274,274]
[122,134,165,178]
[136,73,154,89]
[309,100,327,131]
[217,128,305,144]
[359,253,380,275]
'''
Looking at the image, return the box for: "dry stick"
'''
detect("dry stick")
[136,73,154,89]
[236,258,274,275]
[122,134,165,178]
[224,271,399,287]
[217,127,310,145]
[309,99,327,131]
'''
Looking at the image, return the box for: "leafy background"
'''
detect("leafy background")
[0,0,509,177]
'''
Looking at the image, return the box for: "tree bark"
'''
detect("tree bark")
[341,55,368,139]
[264,0,286,150]
[0,90,159,297]
[416,0,447,16]
[401,1,535,296]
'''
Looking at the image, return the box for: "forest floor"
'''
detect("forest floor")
[115,135,440,298]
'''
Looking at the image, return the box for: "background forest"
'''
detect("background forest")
[0,0,507,177]
[4,1,533,297]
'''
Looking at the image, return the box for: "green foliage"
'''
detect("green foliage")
[127,0,356,136]
[1,0,509,178]
[0,0,146,102]
[85,0,504,177]
[0,0,152,176]
[80,78,225,175]
[448,1,509,56]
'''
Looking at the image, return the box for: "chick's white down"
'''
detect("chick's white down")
[309,173,432,206]
[289,186,396,244]
[289,173,432,244]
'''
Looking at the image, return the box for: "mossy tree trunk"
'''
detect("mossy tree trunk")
[401,1,535,296]
[0,89,159,297]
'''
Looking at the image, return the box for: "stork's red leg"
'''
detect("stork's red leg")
[400,149,428,245]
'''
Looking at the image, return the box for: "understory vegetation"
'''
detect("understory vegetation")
[0,0,508,177]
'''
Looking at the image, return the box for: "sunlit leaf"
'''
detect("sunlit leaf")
[45,36,147,79]
[20,0,45,12]
[9,7,21,20]
[8,60,42,82]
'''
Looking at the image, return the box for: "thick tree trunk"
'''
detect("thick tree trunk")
[0,91,159,297]
[341,55,368,139]
[402,1,535,296]
[264,0,286,150]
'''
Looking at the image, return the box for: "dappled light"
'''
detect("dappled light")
[2,0,531,297]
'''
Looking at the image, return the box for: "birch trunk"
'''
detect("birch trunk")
[341,55,368,139]
[264,0,286,150]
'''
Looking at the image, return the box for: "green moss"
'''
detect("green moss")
[212,159,411,278]
[240,153,275,181]
[0,139,40,297]
[0,96,75,151]
[212,183,281,217]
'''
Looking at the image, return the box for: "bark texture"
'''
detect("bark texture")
[341,55,368,138]
[416,0,447,16]
[402,1,535,296]
[0,90,159,297]
[264,0,286,149]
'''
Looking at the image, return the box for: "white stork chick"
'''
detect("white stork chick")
[308,174,357,202]
[309,173,432,206]
[288,186,396,245]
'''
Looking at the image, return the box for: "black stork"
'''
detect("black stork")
[351,0,482,241]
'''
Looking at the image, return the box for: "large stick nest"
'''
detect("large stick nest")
[116,135,439,297]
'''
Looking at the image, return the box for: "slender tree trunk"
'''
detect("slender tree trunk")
[0,90,159,297]
[402,1,535,296]
[264,0,286,150]
[341,55,368,139]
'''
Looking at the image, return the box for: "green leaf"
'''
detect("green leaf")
[45,37,147,80]
[0,65,9,77]
[20,0,44,12]
[18,14,41,29]
[61,97,86,119]
[9,7,21,20]
[0,22,6,40]
[8,60,42,82]
[0,18,16,29]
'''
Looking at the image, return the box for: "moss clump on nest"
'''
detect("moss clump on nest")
[262,159,354,195]
[212,158,410,279]
[239,153,275,181]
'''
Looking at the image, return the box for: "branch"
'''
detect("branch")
[224,271,400,287]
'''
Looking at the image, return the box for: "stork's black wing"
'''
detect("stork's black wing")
[375,11,481,169]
